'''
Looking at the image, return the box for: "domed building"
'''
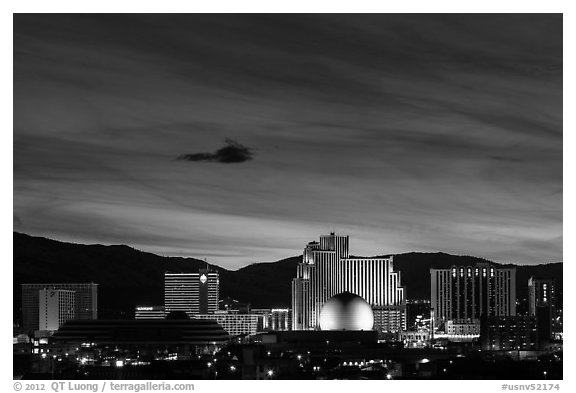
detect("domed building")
[319,292,374,331]
[292,233,406,332]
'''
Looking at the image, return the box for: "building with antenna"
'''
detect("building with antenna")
[164,268,219,317]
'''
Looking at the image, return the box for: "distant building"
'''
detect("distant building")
[528,277,556,343]
[220,297,251,313]
[430,319,480,343]
[480,315,538,351]
[373,305,406,334]
[252,308,292,331]
[21,283,98,333]
[269,309,291,331]
[50,319,230,359]
[134,305,166,320]
[405,300,431,329]
[528,277,555,314]
[430,264,516,326]
[250,308,271,332]
[292,233,406,330]
[445,319,480,336]
[38,289,75,331]
[164,269,219,317]
[431,319,481,343]
[194,311,259,337]
[399,329,431,348]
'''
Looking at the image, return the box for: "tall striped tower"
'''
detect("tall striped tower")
[292,233,406,331]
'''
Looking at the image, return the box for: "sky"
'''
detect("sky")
[13,14,562,269]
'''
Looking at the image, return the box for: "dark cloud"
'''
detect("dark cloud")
[177,139,253,164]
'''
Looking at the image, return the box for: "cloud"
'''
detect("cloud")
[12,15,562,268]
[14,215,23,228]
[177,139,253,163]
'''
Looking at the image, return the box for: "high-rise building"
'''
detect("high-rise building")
[430,264,516,326]
[164,269,219,317]
[292,233,406,331]
[528,277,556,343]
[21,283,98,333]
[38,289,75,331]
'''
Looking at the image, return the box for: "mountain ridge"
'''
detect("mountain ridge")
[13,232,562,323]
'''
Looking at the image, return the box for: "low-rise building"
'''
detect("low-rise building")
[194,311,259,337]
[480,315,538,351]
[134,305,166,320]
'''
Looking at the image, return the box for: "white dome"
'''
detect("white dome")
[319,292,374,331]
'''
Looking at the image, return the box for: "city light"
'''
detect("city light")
[115,360,124,368]
[267,369,274,377]
[230,365,236,372]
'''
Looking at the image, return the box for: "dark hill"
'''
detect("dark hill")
[13,232,562,324]
[13,232,299,322]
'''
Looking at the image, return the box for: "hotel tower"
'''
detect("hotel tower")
[164,269,219,317]
[430,263,516,326]
[292,233,406,331]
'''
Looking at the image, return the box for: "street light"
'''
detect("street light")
[543,371,547,380]
[267,369,274,377]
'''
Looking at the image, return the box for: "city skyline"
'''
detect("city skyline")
[14,14,562,269]
[14,231,563,380]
